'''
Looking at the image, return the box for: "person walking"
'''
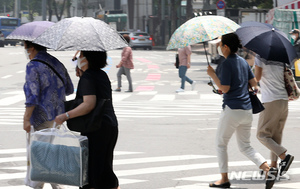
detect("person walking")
[55,51,120,189]
[255,55,294,177]
[115,35,134,92]
[176,45,196,93]
[23,41,74,189]
[289,29,300,58]
[207,33,276,189]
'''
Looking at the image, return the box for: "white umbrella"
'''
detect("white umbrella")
[33,17,128,51]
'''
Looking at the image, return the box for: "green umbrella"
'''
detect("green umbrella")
[167,15,240,50]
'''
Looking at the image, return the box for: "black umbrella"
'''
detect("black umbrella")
[236,21,297,64]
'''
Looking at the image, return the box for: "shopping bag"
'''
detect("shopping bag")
[29,124,89,187]
[25,126,40,188]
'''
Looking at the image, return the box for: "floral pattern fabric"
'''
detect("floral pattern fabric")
[24,51,74,127]
[167,15,240,50]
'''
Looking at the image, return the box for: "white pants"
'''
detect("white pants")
[216,106,266,173]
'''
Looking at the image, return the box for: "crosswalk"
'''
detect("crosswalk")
[0,147,299,188]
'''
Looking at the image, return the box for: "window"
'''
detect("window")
[1,19,19,26]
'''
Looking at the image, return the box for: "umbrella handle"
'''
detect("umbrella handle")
[203,43,210,66]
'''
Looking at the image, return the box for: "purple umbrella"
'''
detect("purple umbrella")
[6,21,54,41]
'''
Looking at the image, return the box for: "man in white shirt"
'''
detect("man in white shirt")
[255,55,294,177]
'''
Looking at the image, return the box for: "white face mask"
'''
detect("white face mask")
[24,48,31,60]
[77,57,87,69]
[217,46,224,57]
[291,35,296,40]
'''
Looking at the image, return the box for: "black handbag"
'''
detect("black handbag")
[175,54,179,68]
[248,86,264,114]
[64,99,109,133]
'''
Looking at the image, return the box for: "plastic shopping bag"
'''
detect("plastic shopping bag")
[25,126,40,188]
[29,124,89,187]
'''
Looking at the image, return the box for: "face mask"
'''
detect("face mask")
[77,57,87,69]
[24,48,31,60]
[291,35,296,40]
[217,46,224,57]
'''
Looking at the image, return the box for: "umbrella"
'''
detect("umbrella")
[166,15,240,50]
[33,17,128,51]
[6,21,54,41]
[236,21,297,64]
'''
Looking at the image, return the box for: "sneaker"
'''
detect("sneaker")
[114,88,121,92]
[176,88,184,93]
[266,167,278,189]
[191,81,197,90]
[279,154,294,176]
[125,90,133,92]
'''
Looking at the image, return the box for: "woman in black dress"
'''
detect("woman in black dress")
[55,51,119,189]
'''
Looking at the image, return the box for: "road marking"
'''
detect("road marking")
[115,160,265,177]
[276,182,300,188]
[0,95,25,106]
[0,148,26,154]
[1,75,13,79]
[137,91,158,95]
[150,94,175,101]
[148,65,159,69]
[112,94,131,102]
[134,85,155,91]
[146,74,161,80]
[114,155,216,165]
[16,70,25,73]
[135,57,152,63]
[160,183,213,189]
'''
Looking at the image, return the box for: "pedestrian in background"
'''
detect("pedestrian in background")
[55,51,120,189]
[255,55,294,177]
[176,45,196,93]
[115,34,134,92]
[289,29,300,57]
[23,41,74,189]
[207,33,275,189]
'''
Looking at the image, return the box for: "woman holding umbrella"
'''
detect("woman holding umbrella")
[55,51,120,189]
[207,33,276,188]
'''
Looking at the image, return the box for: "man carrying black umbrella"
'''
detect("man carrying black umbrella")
[289,29,300,57]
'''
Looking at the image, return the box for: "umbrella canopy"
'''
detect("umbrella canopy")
[236,21,297,64]
[33,17,128,51]
[166,15,240,50]
[6,21,54,41]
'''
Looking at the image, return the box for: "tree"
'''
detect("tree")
[47,0,53,21]
[170,0,181,35]
[53,0,66,21]
[81,0,89,17]
[186,0,193,20]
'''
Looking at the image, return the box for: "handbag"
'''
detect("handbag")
[30,124,89,187]
[65,98,109,133]
[175,53,179,68]
[284,64,300,101]
[248,85,265,114]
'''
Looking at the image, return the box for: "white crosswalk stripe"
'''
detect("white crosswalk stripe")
[0,148,299,188]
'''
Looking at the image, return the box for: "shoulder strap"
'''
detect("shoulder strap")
[32,59,65,85]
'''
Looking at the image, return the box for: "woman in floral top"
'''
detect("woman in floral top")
[23,41,73,133]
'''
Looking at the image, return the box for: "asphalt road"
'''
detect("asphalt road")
[0,46,299,189]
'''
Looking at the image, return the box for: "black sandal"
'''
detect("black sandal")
[209,181,231,188]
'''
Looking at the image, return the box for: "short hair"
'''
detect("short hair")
[24,41,47,51]
[123,34,130,43]
[221,33,242,54]
[81,51,107,70]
